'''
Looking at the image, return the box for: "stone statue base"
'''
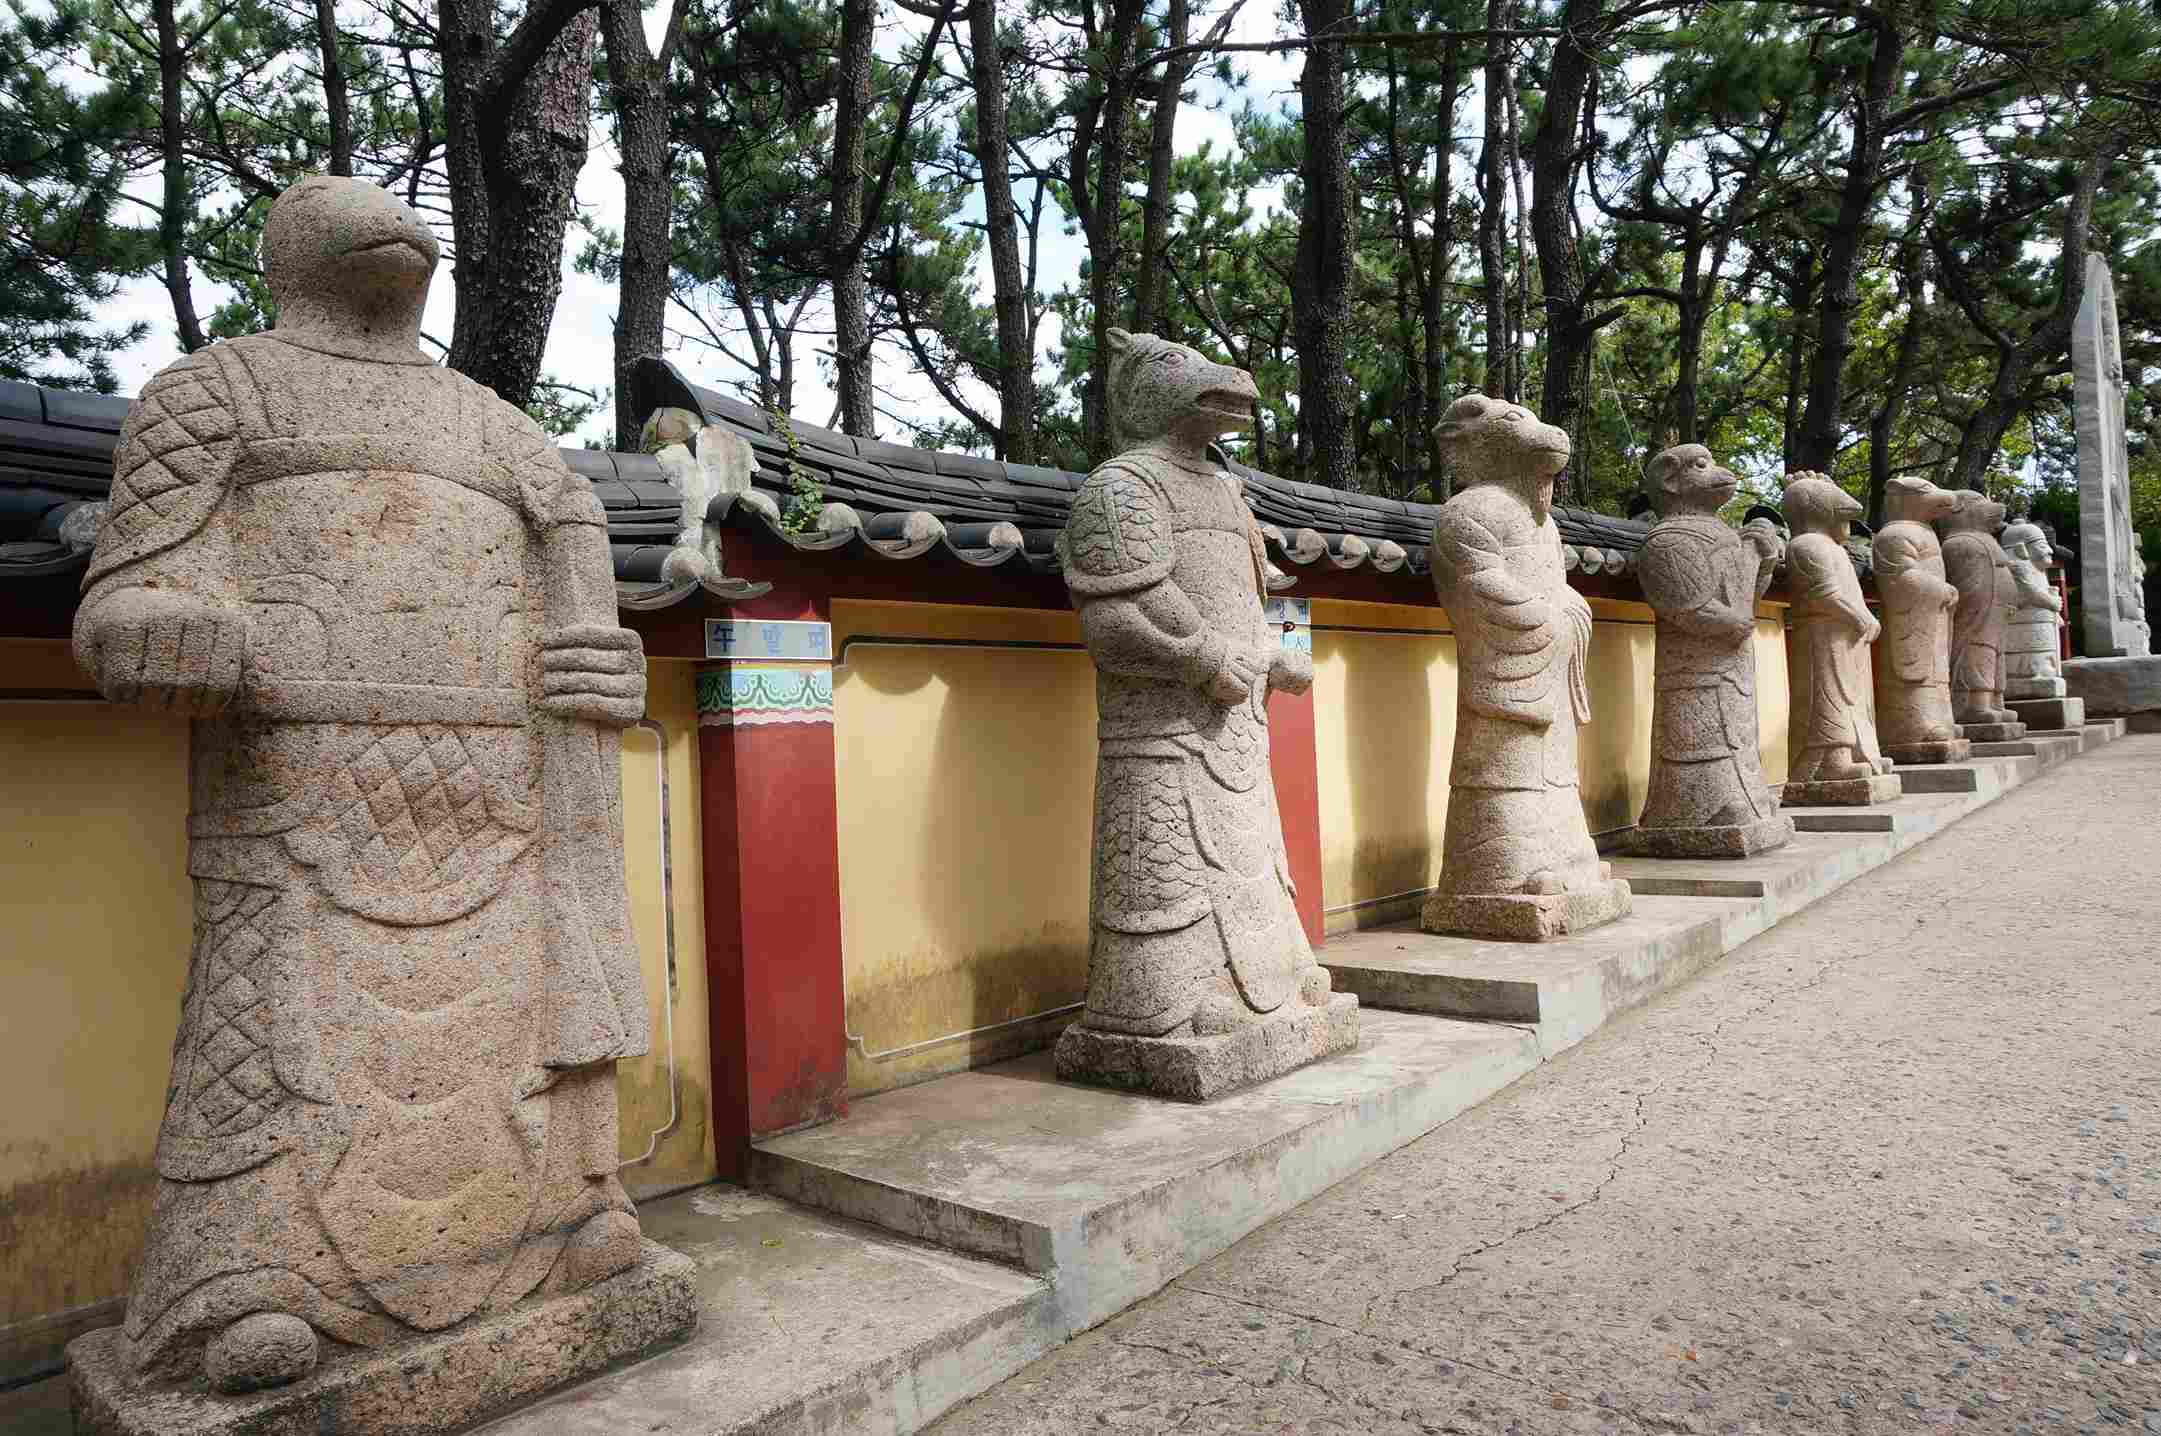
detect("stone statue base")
[1956,721,2027,743]
[2063,655,2161,716]
[1054,994,1359,1102]
[2008,696,2084,729]
[1882,737,1973,765]
[1633,814,1794,859]
[2006,677,2066,700]
[1781,774,1903,806]
[1422,872,1633,943]
[69,1242,698,1436]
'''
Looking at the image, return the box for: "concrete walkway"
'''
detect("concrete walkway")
[929,735,2161,1436]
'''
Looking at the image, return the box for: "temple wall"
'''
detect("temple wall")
[0,641,711,1378]
[1313,599,1791,934]
[829,600,1094,1099]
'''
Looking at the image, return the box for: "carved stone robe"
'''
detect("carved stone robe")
[1871,520,1959,746]
[1059,455,1311,1036]
[1786,531,1883,777]
[84,335,644,1379]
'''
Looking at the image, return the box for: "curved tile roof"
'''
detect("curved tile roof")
[0,360,1665,599]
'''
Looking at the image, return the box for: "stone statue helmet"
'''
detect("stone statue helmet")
[1431,394,1570,516]
[1938,489,2008,533]
[1107,328,1259,448]
[1644,443,1736,517]
[262,177,440,356]
[1782,471,1862,542]
[1882,475,1958,524]
[2002,521,2051,565]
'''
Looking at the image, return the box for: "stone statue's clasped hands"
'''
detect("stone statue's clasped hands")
[539,623,647,726]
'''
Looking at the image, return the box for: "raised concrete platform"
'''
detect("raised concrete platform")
[2064,653,2161,716]
[480,1189,1050,1436]
[749,1011,1540,1339]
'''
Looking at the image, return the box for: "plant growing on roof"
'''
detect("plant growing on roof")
[764,404,826,535]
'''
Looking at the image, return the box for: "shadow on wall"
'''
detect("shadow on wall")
[831,620,1095,1098]
[1338,630,1442,915]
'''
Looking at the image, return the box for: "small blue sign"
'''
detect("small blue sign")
[1264,597,1311,651]
[705,619,834,662]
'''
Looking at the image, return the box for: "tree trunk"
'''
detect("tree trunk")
[1425,41,1461,494]
[1780,250,1814,467]
[600,0,676,450]
[1131,0,1189,335]
[153,0,206,352]
[1292,0,1354,489]
[1793,14,1901,472]
[1866,251,1923,524]
[1941,155,2102,492]
[441,0,602,414]
[1668,224,1705,445]
[314,0,354,176]
[969,0,1035,462]
[1475,0,1509,399]
[830,0,876,436]
[1527,0,1603,438]
[1073,0,1148,462]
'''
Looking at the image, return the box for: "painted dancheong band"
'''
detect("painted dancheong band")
[697,665,835,727]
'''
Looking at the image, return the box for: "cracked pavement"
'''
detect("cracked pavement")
[929,736,2161,1436]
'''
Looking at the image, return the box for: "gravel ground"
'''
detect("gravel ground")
[930,736,2161,1436]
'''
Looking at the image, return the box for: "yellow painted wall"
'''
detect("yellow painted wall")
[1312,598,1792,934]
[0,640,709,1371]
[830,600,1095,1097]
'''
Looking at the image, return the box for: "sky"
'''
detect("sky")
[88,0,1314,451]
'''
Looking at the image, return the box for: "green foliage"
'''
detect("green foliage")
[764,406,828,534]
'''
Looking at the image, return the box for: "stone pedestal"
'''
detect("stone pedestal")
[69,1243,698,1436]
[1882,737,1972,765]
[1633,813,1795,859]
[1781,773,1903,806]
[1053,994,1359,1102]
[1421,871,1633,943]
[1957,721,2027,744]
[2008,696,2084,729]
[2063,654,2161,716]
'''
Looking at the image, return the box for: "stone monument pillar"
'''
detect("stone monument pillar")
[1633,444,1794,858]
[1780,472,1900,804]
[2064,256,2161,718]
[65,177,694,1436]
[2000,522,2083,729]
[1418,395,1631,941]
[1053,329,1357,1102]
[1871,477,1972,765]
[1936,490,2026,743]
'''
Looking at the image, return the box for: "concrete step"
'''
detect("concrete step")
[749,1010,1538,1339]
[478,1186,1052,1436]
[1971,734,2083,763]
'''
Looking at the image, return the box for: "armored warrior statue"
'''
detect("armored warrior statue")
[1871,477,1970,764]
[2002,523,2066,699]
[1419,395,1630,940]
[1633,444,1794,857]
[68,178,691,1426]
[1054,330,1356,1101]
[1936,490,2026,742]
[1780,472,1899,804]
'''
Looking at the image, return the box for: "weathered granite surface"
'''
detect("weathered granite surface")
[66,178,675,1410]
[2008,695,2083,729]
[1418,395,1629,941]
[1053,329,1355,1098]
[2072,254,2152,658]
[69,1242,697,1436]
[2064,653,2161,716]
[1872,477,1970,765]
[2000,523,2066,700]
[1632,444,1793,859]
[1937,490,2022,732]
[1781,471,1891,789]
[1781,773,1902,806]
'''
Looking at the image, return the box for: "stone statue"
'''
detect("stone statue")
[2001,522,2066,699]
[1053,329,1356,1101]
[2072,255,2152,658]
[1419,395,1630,940]
[1780,472,1898,804]
[67,178,691,1426]
[1632,444,1794,857]
[1871,477,1971,764]
[1936,490,2026,741]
